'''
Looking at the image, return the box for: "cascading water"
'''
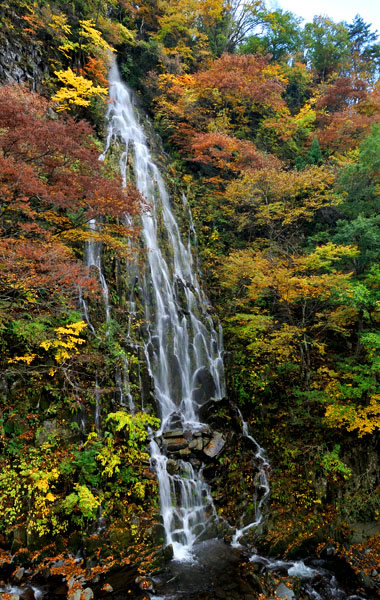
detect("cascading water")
[231,408,270,547]
[101,61,225,560]
[85,218,111,324]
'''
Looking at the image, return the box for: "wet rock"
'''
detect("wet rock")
[189,438,203,451]
[136,576,154,592]
[247,573,265,594]
[20,588,36,600]
[166,459,179,475]
[109,527,134,550]
[163,544,174,561]
[358,571,377,590]
[82,588,94,600]
[275,582,295,599]
[9,595,20,600]
[179,447,191,456]
[163,429,184,438]
[192,367,216,406]
[166,437,188,451]
[203,432,226,458]
[102,583,113,593]
[13,568,24,583]
[36,419,75,446]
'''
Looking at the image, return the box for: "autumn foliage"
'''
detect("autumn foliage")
[0,85,140,312]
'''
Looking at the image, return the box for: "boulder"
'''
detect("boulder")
[275,583,295,600]
[189,438,203,451]
[163,429,184,438]
[179,448,191,456]
[203,432,226,458]
[13,568,24,583]
[20,588,36,600]
[166,438,188,451]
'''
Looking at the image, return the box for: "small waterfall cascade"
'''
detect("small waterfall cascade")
[232,408,270,547]
[85,218,111,323]
[101,61,225,560]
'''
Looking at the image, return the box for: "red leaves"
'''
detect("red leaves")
[196,53,285,110]
[0,85,140,222]
[0,84,140,309]
[314,76,380,152]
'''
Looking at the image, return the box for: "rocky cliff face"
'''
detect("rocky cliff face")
[0,9,48,89]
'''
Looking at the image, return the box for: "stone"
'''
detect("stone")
[20,589,36,600]
[13,568,24,583]
[163,429,184,438]
[163,544,174,561]
[203,431,226,458]
[189,438,203,451]
[191,367,216,406]
[82,588,94,600]
[36,419,75,446]
[9,595,20,600]
[102,583,113,593]
[275,583,295,600]
[166,438,188,451]
[179,447,191,456]
[166,459,179,475]
[358,571,377,590]
[71,591,82,600]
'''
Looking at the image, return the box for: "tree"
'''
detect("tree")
[240,9,304,62]
[348,14,380,80]
[304,16,351,81]
[0,85,140,330]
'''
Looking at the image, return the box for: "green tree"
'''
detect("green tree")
[304,16,351,81]
[240,9,304,62]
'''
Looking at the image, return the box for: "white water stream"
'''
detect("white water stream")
[100,61,225,560]
[232,408,270,546]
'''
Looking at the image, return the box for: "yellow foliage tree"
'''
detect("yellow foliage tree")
[52,67,108,111]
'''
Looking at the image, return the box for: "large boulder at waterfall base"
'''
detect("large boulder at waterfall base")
[203,431,226,458]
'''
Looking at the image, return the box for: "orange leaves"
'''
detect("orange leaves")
[152,53,287,170]
[196,53,286,110]
[190,132,273,173]
[81,56,109,87]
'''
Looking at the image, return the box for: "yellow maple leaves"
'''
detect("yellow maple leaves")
[40,321,87,363]
[325,396,380,437]
[52,68,108,111]
[8,321,87,366]
[50,17,115,111]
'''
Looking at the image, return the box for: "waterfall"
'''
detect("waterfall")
[85,218,111,323]
[231,409,270,546]
[101,61,225,560]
